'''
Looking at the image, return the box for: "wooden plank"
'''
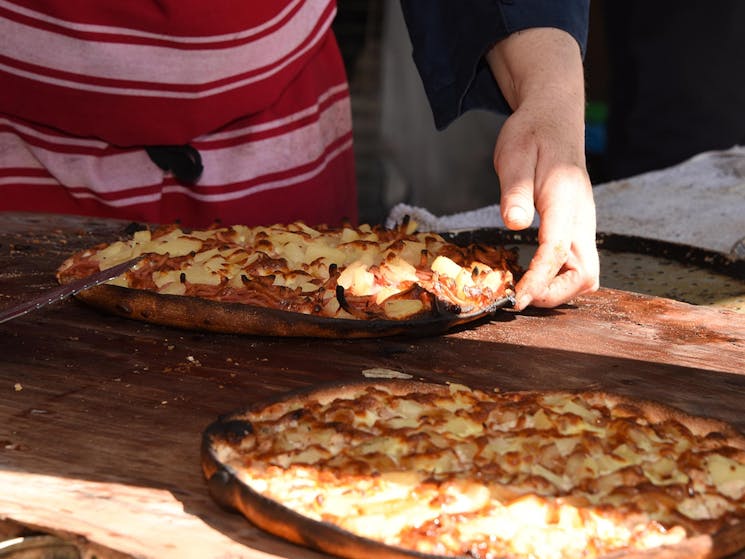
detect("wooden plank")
[1,212,744,558]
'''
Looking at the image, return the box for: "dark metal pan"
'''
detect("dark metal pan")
[442,228,744,311]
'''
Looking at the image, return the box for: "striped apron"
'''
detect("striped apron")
[0,0,357,227]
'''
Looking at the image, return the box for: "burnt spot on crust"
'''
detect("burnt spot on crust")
[123,222,148,236]
[221,419,254,445]
[336,285,350,313]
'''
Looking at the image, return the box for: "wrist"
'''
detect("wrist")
[486,27,585,114]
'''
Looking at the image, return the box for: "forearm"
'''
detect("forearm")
[485,27,586,139]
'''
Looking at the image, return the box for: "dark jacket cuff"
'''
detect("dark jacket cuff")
[400,0,590,129]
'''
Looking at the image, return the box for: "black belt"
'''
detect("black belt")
[145,145,203,184]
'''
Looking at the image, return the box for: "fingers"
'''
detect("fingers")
[513,232,571,310]
[519,238,600,309]
[512,167,599,310]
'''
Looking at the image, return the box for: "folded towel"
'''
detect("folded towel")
[386,203,540,232]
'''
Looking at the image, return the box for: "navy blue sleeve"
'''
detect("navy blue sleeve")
[399,0,590,129]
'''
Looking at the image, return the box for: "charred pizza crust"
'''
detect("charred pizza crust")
[202,380,745,559]
[67,284,493,338]
[56,220,518,337]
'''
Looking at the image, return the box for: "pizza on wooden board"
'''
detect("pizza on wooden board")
[202,380,745,559]
[56,219,519,337]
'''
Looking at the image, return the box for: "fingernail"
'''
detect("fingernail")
[506,206,528,225]
[515,294,531,311]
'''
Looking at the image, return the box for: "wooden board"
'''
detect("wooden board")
[1,212,744,559]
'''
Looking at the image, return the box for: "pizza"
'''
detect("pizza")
[55,219,518,337]
[202,380,745,559]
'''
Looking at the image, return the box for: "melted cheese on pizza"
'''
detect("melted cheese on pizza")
[57,221,517,321]
[214,383,745,559]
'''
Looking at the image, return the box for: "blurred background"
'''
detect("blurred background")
[334,0,505,225]
[334,0,745,222]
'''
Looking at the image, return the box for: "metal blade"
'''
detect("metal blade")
[0,256,143,324]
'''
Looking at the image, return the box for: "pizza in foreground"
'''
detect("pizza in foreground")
[202,380,745,559]
[56,219,518,336]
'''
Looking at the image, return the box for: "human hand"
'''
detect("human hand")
[494,108,599,310]
[486,28,599,310]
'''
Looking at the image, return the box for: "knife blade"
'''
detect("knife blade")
[0,256,143,324]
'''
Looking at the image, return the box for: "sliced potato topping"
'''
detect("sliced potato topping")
[382,299,424,319]
[707,453,745,499]
[60,220,518,321]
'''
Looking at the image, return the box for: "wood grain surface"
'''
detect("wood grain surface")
[1,212,744,559]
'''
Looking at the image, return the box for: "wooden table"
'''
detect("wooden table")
[1,212,744,559]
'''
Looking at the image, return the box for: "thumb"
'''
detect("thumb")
[494,126,537,231]
[500,182,535,230]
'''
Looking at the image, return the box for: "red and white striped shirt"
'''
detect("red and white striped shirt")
[0,0,357,227]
